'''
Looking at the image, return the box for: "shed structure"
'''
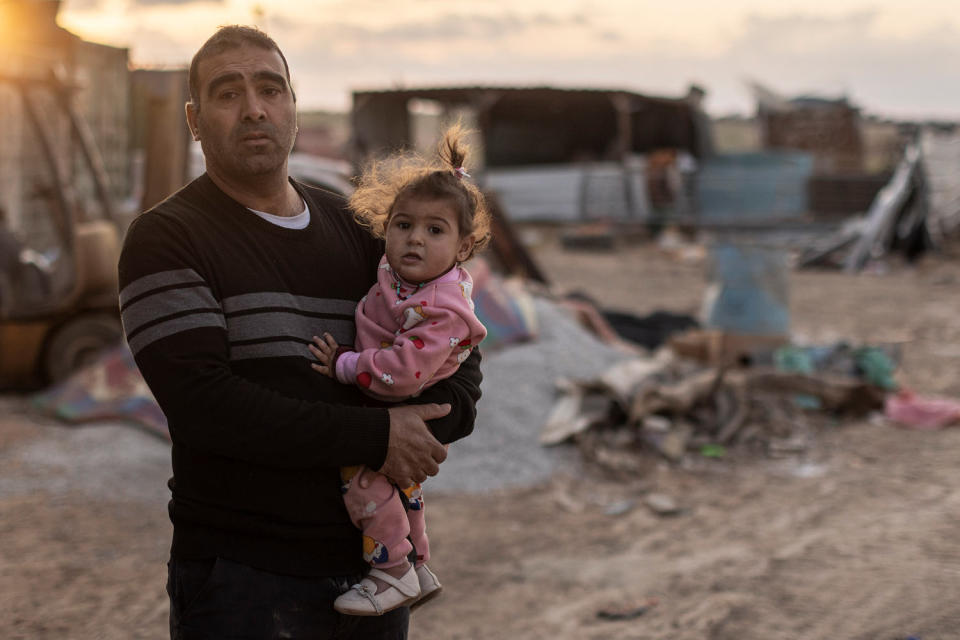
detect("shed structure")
[350,85,712,168]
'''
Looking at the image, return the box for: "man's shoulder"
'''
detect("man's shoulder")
[122,177,224,261]
[295,181,348,212]
[135,177,209,226]
[296,181,382,249]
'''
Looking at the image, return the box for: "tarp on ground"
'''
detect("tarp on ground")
[32,343,169,440]
[30,264,540,439]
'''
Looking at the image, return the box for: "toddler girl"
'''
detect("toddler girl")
[309,125,489,616]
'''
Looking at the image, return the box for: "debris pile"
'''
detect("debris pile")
[798,128,960,271]
[540,333,896,474]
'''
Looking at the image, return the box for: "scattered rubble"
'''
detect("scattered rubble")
[541,331,895,474]
[642,492,684,516]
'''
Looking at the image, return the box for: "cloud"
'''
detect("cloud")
[123,25,198,65]
[101,2,959,119]
[273,8,603,46]
[730,9,883,55]
[717,9,960,116]
[62,0,103,10]
[130,0,223,5]
[597,29,623,42]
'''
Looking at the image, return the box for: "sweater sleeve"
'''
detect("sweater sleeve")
[118,211,391,471]
[415,347,483,445]
[349,304,472,398]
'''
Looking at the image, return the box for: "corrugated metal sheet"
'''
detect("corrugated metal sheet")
[482,161,652,223]
[697,152,815,220]
[921,129,960,239]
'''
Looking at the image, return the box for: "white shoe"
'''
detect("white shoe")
[411,564,443,610]
[334,565,421,616]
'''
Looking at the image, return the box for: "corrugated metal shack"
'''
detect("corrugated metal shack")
[351,85,711,223]
[760,95,864,173]
[352,85,710,167]
[753,85,897,217]
[0,0,129,248]
[921,128,960,242]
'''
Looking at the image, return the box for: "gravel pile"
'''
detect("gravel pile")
[430,297,631,494]
[0,297,630,503]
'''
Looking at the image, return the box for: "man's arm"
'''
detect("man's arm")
[366,352,481,488]
[412,348,483,444]
[381,403,450,487]
[119,212,396,471]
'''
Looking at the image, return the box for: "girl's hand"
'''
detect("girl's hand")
[309,333,340,378]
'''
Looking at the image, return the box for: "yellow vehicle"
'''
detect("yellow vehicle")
[0,72,122,389]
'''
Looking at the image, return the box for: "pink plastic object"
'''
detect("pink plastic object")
[885,389,960,430]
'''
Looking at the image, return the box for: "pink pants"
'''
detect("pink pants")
[341,465,430,570]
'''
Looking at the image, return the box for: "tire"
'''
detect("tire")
[43,312,123,384]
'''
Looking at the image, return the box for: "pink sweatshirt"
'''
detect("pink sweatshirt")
[336,256,487,400]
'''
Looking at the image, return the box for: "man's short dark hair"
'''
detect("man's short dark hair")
[188,25,296,106]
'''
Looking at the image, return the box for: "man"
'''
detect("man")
[118,26,482,639]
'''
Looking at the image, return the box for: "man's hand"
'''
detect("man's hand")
[308,333,340,378]
[377,403,451,488]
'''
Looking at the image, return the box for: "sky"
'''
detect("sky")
[57,0,960,120]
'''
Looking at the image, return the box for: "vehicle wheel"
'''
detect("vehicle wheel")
[43,313,123,384]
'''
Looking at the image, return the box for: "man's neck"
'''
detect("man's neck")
[206,165,302,217]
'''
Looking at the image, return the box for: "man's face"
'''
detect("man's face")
[187,43,297,182]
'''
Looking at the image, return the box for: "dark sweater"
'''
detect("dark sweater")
[118,174,482,576]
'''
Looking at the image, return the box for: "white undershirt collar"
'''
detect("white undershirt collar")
[247,199,310,229]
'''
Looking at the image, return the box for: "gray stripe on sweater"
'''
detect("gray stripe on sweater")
[223,292,357,316]
[126,312,227,355]
[121,285,220,336]
[121,275,359,357]
[227,312,355,346]
[230,340,321,361]
[119,268,204,307]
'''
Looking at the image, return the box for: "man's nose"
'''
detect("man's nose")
[241,87,267,121]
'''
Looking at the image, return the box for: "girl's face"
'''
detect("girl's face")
[385,195,475,284]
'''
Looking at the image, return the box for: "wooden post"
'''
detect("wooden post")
[141,73,191,211]
[611,93,636,219]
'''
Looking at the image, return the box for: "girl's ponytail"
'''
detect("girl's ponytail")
[439,124,469,176]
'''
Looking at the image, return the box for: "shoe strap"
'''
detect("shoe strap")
[367,568,420,598]
[348,580,384,615]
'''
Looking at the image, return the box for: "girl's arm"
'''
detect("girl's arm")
[308,328,482,444]
[337,304,473,398]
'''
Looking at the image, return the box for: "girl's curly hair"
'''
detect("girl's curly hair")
[349,124,491,261]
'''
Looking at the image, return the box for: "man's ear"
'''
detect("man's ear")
[185,101,200,141]
[456,235,476,262]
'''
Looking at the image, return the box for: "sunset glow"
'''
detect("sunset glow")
[55,0,960,118]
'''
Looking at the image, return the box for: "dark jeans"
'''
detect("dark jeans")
[166,557,408,640]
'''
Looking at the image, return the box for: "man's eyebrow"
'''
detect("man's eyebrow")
[206,70,288,98]
[206,72,243,98]
[253,70,288,87]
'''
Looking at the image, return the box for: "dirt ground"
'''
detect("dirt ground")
[3,231,960,639]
